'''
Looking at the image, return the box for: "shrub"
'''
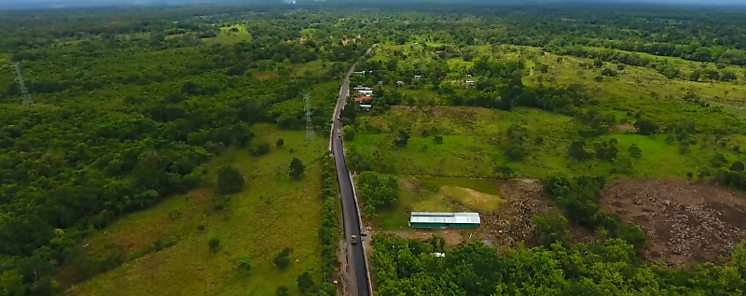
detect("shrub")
[274,247,292,270]
[217,165,244,195]
[276,138,284,147]
[208,238,220,253]
[289,158,305,179]
[250,142,270,156]
[233,256,252,273]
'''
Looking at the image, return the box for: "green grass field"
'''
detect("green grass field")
[204,25,252,45]
[64,124,326,296]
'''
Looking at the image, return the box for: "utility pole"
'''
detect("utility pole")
[304,93,315,142]
[11,63,32,106]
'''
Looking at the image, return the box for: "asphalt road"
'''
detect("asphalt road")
[331,64,370,296]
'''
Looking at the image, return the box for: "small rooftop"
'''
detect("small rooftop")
[354,96,373,102]
[410,212,480,224]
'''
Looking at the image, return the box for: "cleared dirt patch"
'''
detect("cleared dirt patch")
[602,179,746,265]
[479,178,556,249]
[610,124,636,133]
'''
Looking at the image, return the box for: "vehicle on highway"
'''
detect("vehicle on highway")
[351,234,357,244]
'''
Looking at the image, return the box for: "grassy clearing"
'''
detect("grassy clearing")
[64,124,326,296]
[204,25,252,45]
[377,176,502,229]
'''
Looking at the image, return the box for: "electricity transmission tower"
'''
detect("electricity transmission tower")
[304,93,315,141]
[11,63,33,106]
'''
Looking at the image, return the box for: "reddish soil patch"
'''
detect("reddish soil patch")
[610,124,636,133]
[602,179,746,265]
[480,178,557,249]
[252,71,278,79]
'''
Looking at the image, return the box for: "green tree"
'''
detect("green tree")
[276,138,284,147]
[533,212,568,247]
[274,247,292,270]
[297,271,315,293]
[208,238,220,253]
[217,165,244,195]
[433,135,443,144]
[569,141,592,161]
[357,172,400,215]
[289,158,305,179]
[634,119,657,135]
[0,270,25,296]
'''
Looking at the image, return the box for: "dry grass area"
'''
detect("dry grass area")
[602,179,746,265]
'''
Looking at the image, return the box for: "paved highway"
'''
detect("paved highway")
[331,64,370,296]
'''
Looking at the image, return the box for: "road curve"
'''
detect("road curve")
[332,63,371,296]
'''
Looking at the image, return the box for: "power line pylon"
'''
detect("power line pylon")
[11,63,33,106]
[304,93,315,142]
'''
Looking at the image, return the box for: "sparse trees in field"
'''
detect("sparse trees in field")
[217,165,244,195]
[289,158,305,179]
[276,138,284,147]
[433,135,443,144]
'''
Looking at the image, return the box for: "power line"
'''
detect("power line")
[11,63,33,106]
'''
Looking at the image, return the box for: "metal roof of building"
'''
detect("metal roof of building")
[410,212,481,224]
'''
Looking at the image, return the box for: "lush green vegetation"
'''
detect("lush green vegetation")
[372,234,746,296]
[3,2,746,295]
[0,4,370,295]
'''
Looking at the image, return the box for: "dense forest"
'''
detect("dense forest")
[2,2,746,295]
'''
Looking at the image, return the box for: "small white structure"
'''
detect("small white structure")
[433,252,446,258]
[357,89,373,95]
[413,75,422,80]
[353,71,366,75]
[466,74,473,78]
[396,81,405,86]
[466,80,475,86]
[378,80,383,85]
